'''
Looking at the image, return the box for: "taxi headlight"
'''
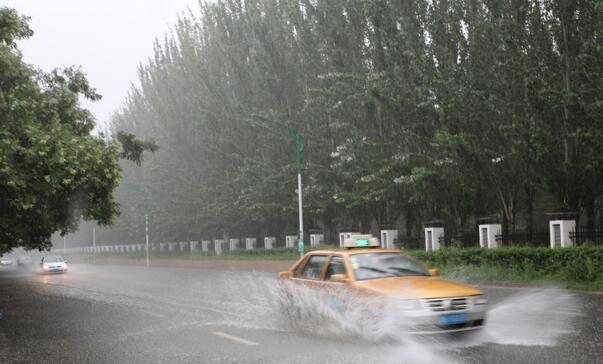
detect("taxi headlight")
[474,295,488,305]
[398,299,422,311]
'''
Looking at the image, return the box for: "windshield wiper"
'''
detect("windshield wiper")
[357,266,396,277]
[386,267,429,276]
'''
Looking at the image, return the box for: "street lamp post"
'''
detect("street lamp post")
[92,227,96,265]
[252,115,305,257]
[145,214,149,267]
[294,132,304,258]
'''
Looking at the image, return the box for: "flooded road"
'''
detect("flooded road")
[0,264,601,363]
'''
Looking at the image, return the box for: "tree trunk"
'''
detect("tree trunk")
[526,189,534,238]
[501,210,509,246]
[586,196,595,232]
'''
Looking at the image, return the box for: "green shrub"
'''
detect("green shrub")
[408,246,603,287]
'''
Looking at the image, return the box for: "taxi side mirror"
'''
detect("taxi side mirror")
[429,268,440,277]
[329,274,349,282]
[278,271,293,279]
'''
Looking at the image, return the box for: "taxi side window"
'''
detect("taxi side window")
[326,256,346,280]
[297,255,327,280]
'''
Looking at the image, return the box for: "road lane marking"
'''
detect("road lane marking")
[212,331,259,346]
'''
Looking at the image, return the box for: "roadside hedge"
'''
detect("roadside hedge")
[408,247,603,284]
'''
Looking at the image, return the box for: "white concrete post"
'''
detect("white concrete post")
[285,235,298,248]
[245,238,257,250]
[380,230,398,249]
[338,232,361,248]
[229,238,240,251]
[309,234,324,247]
[264,237,275,250]
[179,241,188,252]
[214,239,224,255]
[479,224,501,249]
[424,227,444,251]
[550,220,576,248]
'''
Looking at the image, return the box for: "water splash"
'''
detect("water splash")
[456,288,579,347]
[26,267,580,363]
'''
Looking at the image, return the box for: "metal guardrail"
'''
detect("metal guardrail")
[570,230,603,246]
[494,233,550,247]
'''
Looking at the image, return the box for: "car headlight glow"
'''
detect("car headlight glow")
[474,295,488,305]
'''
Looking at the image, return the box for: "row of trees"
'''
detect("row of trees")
[108,0,602,245]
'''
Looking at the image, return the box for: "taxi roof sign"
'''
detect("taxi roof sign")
[343,234,380,248]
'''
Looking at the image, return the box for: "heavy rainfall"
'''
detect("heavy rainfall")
[0,1,602,363]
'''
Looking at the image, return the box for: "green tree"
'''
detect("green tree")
[0,8,156,253]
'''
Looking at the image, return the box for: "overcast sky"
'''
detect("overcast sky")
[3,0,200,131]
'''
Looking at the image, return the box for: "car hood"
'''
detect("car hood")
[352,276,481,299]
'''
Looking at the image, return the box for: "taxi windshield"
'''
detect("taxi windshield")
[350,253,429,281]
[43,256,64,263]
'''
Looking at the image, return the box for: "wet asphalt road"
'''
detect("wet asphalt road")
[0,264,601,364]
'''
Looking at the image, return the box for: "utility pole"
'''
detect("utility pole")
[145,214,149,267]
[92,227,96,265]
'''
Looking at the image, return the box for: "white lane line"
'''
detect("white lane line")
[212,331,259,346]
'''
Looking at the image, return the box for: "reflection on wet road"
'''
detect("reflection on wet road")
[0,264,601,363]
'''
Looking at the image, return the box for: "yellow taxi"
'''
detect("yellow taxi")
[278,235,487,334]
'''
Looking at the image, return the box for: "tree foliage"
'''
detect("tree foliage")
[0,8,157,253]
[108,0,602,244]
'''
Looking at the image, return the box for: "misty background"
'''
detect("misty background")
[3,0,198,130]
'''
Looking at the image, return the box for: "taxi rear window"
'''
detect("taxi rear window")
[325,256,346,279]
[296,255,327,280]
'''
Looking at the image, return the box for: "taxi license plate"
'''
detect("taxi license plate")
[440,312,466,326]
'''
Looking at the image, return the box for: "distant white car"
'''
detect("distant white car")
[40,255,68,274]
[0,257,12,266]
[17,256,33,266]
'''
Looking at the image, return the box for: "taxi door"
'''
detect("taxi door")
[320,254,353,313]
[288,253,330,289]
